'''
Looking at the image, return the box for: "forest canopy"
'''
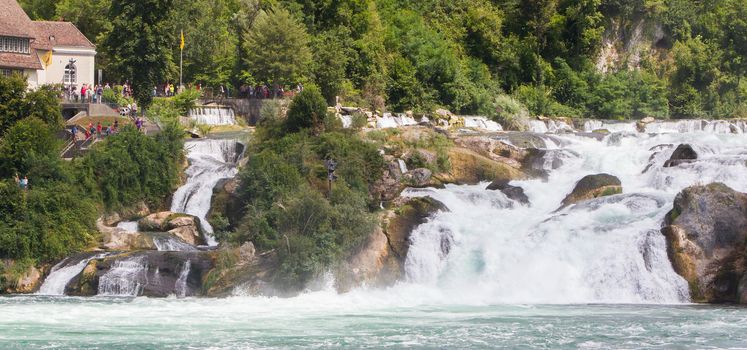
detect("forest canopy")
[20,0,747,119]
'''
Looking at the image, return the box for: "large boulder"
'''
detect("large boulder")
[138,212,206,246]
[66,251,214,297]
[662,183,747,303]
[403,168,433,187]
[383,197,448,261]
[486,179,530,205]
[664,144,698,167]
[1,260,42,293]
[208,178,244,231]
[336,224,402,291]
[560,174,622,208]
[438,147,525,185]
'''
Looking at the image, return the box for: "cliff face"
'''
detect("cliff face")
[596,17,668,73]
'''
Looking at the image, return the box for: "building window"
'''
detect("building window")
[0,36,30,54]
[64,63,77,84]
[2,69,17,77]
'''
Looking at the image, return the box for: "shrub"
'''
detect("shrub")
[285,85,328,133]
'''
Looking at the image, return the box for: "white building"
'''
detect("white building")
[0,0,96,90]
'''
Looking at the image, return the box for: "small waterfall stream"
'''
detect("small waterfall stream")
[37,254,105,295]
[170,139,242,246]
[98,257,149,296]
[188,105,237,125]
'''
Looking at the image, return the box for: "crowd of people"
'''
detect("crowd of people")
[62,82,134,104]
[238,83,303,99]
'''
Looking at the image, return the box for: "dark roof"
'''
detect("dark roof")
[0,0,35,39]
[0,52,42,70]
[34,21,95,49]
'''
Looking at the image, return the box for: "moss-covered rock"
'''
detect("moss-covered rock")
[662,183,747,303]
[560,173,622,208]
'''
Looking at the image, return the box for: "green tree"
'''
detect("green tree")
[0,117,61,181]
[24,85,63,129]
[102,0,176,108]
[55,0,113,42]
[18,0,59,20]
[285,85,327,133]
[243,6,312,87]
[312,29,350,105]
[0,74,27,136]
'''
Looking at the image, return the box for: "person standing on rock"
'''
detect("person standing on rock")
[96,122,102,138]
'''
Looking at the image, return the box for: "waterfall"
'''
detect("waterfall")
[37,254,104,295]
[583,120,638,133]
[170,139,241,246]
[116,221,139,232]
[175,261,191,297]
[153,234,198,252]
[98,257,148,296]
[188,105,237,126]
[401,131,747,304]
[463,117,503,132]
[376,113,418,128]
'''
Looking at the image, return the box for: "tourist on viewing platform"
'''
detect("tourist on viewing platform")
[86,84,93,103]
[96,85,103,103]
[80,84,87,103]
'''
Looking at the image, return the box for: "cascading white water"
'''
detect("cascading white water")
[37,254,104,295]
[98,257,148,296]
[462,116,503,132]
[116,221,139,232]
[583,120,638,133]
[153,235,197,252]
[376,113,418,128]
[401,130,747,304]
[188,105,237,125]
[175,261,191,297]
[170,139,241,246]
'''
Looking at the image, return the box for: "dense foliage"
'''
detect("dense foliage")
[22,0,747,119]
[219,97,384,288]
[0,75,184,263]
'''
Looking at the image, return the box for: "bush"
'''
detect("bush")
[285,85,328,133]
[492,94,530,131]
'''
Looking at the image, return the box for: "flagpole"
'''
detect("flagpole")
[179,29,184,91]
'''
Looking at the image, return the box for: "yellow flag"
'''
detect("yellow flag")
[180,30,185,50]
[41,50,53,68]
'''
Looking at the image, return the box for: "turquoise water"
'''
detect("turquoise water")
[1,296,746,349]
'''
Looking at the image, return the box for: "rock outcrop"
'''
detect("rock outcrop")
[438,147,525,185]
[1,260,42,293]
[662,183,747,303]
[486,179,530,205]
[560,174,622,208]
[383,197,448,261]
[138,212,206,246]
[664,144,698,167]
